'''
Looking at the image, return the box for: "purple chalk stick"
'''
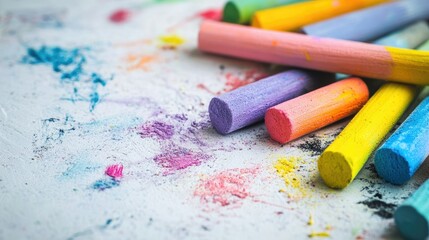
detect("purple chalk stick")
[209,70,335,135]
[302,0,429,42]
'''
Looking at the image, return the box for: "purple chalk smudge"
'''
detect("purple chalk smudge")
[138,121,174,140]
[154,148,207,175]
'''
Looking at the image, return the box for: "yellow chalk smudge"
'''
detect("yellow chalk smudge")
[304,50,311,61]
[274,156,306,198]
[159,34,185,49]
[309,231,330,238]
[275,156,300,188]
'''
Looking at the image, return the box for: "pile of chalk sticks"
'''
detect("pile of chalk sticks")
[198,0,429,239]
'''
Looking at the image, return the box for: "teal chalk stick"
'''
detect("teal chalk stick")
[374,96,429,185]
[373,21,429,49]
[222,0,307,24]
[395,180,429,240]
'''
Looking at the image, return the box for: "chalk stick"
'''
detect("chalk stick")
[318,83,418,189]
[420,40,429,50]
[303,0,429,42]
[395,180,429,240]
[198,21,429,85]
[265,78,369,144]
[222,0,307,24]
[374,96,429,185]
[251,0,388,31]
[209,70,334,135]
[373,21,429,49]
[334,21,429,82]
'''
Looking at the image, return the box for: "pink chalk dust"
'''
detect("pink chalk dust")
[105,164,124,179]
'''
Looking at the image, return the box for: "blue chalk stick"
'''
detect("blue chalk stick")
[373,21,429,49]
[395,180,429,240]
[374,96,429,185]
[302,0,429,42]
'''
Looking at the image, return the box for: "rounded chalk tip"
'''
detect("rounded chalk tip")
[265,108,292,144]
[209,97,233,135]
[318,151,352,189]
[395,205,429,240]
[374,148,410,185]
[222,1,240,24]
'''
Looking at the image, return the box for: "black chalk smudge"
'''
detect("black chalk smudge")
[295,135,333,157]
[358,199,397,219]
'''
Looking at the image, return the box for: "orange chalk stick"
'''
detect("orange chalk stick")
[252,0,388,31]
[265,78,369,144]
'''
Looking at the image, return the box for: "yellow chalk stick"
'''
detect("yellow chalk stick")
[318,83,418,189]
[251,0,388,31]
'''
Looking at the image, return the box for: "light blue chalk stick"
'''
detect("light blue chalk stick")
[373,21,429,48]
[374,96,429,185]
[302,0,429,42]
[395,180,429,240]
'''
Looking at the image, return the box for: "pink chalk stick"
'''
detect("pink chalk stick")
[198,21,429,85]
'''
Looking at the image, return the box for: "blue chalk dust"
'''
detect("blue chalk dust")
[92,178,120,191]
[22,46,111,111]
[395,180,429,240]
[374,97,429,185]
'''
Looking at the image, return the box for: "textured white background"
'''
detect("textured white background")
[1,0,428,239]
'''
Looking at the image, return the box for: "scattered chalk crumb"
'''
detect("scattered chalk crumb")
[308,214,314,226]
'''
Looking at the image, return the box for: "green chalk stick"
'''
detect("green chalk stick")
[222,0,307,24]
[419,39,429,50]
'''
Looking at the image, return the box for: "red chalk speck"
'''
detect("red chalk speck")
[197,9,222,21]
[105,164,123,179]
[109,9,130,23]
[223,69,268,92]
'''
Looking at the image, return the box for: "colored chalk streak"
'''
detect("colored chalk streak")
[209,70,334,134]
[198,21,429,85]
[302,0,429,42]
[251,0,388,31]
[374,96,429,185]
[265,78,369,144]
[223,0,306,24]
[318,83,418,189]
[395,180,429,240]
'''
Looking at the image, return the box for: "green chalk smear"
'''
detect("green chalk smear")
[222,0,307,24]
